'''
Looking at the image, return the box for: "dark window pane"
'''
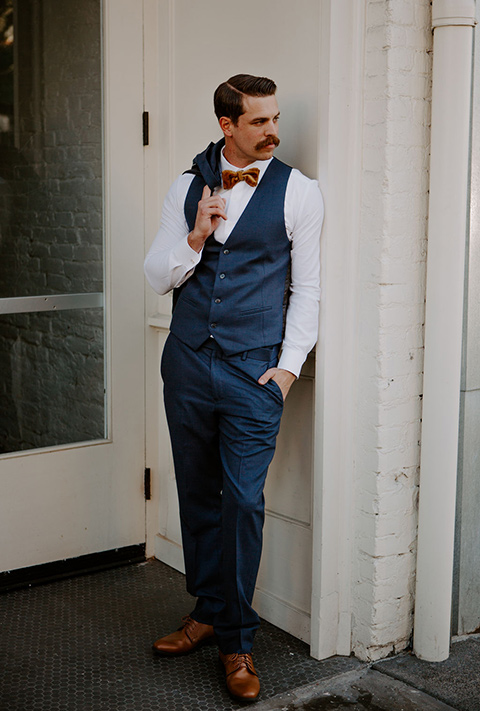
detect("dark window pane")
[0,308,105,453]
[0,0,103,298]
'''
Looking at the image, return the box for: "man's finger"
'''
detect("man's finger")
[258,369,275,385]
[201,185,211,199]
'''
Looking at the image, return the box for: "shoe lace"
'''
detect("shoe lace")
[228,653,256,675]
[180,615,198,642]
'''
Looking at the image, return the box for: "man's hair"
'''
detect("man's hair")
[214,74,277,124]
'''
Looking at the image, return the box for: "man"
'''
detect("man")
[144,74,323,701]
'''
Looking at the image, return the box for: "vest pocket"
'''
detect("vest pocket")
[239,305,272,317]
[178,293,201,310]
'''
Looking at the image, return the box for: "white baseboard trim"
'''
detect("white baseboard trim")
[253,586,311,644]
[154,534,185,574]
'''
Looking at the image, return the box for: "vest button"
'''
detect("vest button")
[215,298,221,304]
[223,249,230,255]
[219,273,226,279]
[210,322,217,329]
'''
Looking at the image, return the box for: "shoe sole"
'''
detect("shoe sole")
[225,689,259,704]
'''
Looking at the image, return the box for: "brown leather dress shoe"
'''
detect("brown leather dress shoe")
[219,651,260,702]
[152,615,215,655]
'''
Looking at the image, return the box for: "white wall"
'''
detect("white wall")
[454,0,480,637]
[169,0,321,181]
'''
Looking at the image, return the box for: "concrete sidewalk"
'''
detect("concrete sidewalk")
[253,668,457,710]
[253,635,480,711]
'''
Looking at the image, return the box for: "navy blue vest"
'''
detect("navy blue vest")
[170,157,292,355]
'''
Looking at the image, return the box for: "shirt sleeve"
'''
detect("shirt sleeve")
[277,174,324,378]
[144,173,202,295]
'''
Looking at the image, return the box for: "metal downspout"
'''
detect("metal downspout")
[413,0,476,662]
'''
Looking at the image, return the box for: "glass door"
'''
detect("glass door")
[0,0,146,574]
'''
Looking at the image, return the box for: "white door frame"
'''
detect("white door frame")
[310,0,366,660]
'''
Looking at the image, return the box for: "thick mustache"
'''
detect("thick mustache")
[255,136,280,150]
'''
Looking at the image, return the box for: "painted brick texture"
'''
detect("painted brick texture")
[352,0,431,661]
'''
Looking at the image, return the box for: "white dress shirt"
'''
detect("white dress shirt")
[144,150,324,377]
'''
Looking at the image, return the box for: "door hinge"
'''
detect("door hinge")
[144,467,151,500]
[142,111,149,146]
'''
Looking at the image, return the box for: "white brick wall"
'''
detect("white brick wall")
[352,0,432,661]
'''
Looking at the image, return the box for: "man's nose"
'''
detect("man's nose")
[265,120,278,135]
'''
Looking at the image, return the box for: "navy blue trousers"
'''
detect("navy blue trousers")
[161,333,284,653]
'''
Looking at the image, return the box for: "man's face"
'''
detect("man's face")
[221,94,280,168]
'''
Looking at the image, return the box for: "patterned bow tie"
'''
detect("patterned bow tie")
[222,167,260,190]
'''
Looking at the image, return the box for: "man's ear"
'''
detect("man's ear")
[219,116,234,137]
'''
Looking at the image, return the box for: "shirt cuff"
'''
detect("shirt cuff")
[277,348,305,379]
[173,235,202,267]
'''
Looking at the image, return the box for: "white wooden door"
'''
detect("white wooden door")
[145,0,321,644]
[0,0,146,575]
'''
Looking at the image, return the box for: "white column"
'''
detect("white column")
[413,0,476,662]
[310,0,365,660]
